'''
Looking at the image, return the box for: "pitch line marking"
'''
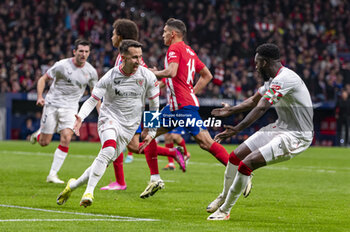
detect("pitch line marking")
[1,150,347,172]
[0,204,159,222]
[0,219,152,222]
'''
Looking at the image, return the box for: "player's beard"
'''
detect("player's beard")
[260,70,270,81]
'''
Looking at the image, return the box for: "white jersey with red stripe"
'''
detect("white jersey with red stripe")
[45,58,98,110]
[164,41,205,111]
[91,65,159,133]
[258,66,313,140]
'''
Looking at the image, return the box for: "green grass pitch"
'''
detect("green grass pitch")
[0,141,349,231]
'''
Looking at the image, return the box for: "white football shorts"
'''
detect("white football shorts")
[98,116,137,161]
[40,105,77,134]
[244,123,312,165]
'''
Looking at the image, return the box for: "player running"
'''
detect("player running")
[207,43,314,220]
[139,18,230,198]
[100,19,185,191]
[57,40,160,207]
[30,39,98,184]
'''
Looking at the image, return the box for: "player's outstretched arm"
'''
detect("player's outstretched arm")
[36,73,50,107]
[193,67,212,94]
[212,91,263,117]
[214,97,270,143]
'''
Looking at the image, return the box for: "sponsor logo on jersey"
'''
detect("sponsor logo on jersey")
[155,81,159,87]
[271,84,281,90]
[114,79,122,85]
[168,51,177,59]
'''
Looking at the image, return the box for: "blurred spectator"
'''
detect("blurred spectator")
[335,90,350,146]
[20,118,36,140]
[0,0,349,104]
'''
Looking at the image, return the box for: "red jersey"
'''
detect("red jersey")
[115,54,148,68]
[164,41,205,111]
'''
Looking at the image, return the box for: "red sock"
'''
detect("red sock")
[127,151,133,156]
[58,145,69,153]
[209,142,229,165]
[229,151,241,166]
[178,138,188,156]
[144,139,159,175]
[157,145,176,157]
[37,134,41,141]
[165,143,174,163]
[238,161,252,176]
[112,153,126,186]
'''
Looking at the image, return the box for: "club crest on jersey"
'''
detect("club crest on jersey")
[136,79,144,86]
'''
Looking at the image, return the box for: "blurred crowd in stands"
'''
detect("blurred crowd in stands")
[2,0,349,145]
[1,0,350,103]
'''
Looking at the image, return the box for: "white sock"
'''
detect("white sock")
[49,147,68,176]
[221,162,237,197]
[220,172,250,213]
[84,158,108,195]
[150,174,161,182]
[84,147,113,195]
[69,166,91,190]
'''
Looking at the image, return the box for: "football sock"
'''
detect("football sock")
[49,145,68,176]
[144,139,159,175]
[150,174,161,182]
[220,162,252,213]
[113,153,125,185]
[165,143,174,163]
[209,142,229,165]
[127,151,133,156]
[222,162,237,197]
[70,166,91,190]
[178,138,188,156]
[222,152,241,196]
[84,146,114,195]
[157,145,176,158]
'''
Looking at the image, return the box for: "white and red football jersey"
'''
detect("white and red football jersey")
[164,41,205,111]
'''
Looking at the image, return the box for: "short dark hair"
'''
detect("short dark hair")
[74,39,91,50]
[256,43,280,60]
[119,39,143,54]
[113,19,139,40]
[165,18,187,37]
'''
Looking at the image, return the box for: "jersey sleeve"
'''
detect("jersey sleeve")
[88,68,98,89]
[194,55,205,73]
[91,69,113,100]
[263,76,296,105]
[146,72,160,100]
[46,62,60,79]
[166,45,180,64]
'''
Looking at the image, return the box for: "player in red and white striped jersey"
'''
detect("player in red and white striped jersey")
[139,18,230,198]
